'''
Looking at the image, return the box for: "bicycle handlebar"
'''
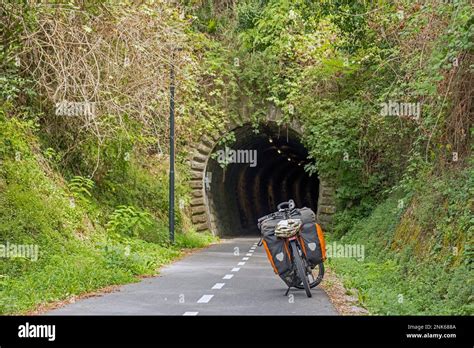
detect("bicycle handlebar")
[277,199,295,211]
[257,199,298,228]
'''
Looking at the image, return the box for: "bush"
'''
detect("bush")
[330,166,473,315]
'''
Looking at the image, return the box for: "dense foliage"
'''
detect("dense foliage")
[0,0,472,314]
[186,0,473,314]
[0,1,217,314]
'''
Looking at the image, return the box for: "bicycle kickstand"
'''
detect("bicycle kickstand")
[284,286,291,297]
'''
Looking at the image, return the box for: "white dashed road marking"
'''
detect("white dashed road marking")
[197,295,214,304]
[182,241,259,314]
[212,283,225,290]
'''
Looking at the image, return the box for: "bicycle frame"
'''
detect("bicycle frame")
[283,229,309,284]
[258,199,322,297]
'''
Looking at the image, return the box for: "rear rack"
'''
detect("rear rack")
[257,209,300,230]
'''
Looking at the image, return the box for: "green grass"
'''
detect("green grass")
[329,257,472,315]
[0,116,217,314]
[1,230,216,314]
[329,167,473,315]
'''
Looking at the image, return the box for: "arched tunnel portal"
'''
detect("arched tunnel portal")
[189,121,336,237]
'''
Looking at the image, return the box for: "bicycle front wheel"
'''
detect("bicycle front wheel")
[295,262,324,289]
[290,240,312,297]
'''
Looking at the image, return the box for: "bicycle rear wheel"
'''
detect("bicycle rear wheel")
[295,262,324,289]
[290,240,312,297]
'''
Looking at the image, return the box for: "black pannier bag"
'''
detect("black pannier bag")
[259,216,294,286]
[258,207,326,285]
[299,222,326,267]
[291,208,327,267]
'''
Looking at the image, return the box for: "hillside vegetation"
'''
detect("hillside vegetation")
[186,0,472,314]
[1,0,472,314]
[0,1,217,314]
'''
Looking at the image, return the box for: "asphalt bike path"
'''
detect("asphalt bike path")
[48,238,337,315]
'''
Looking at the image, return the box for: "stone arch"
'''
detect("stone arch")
[188,107,336,236]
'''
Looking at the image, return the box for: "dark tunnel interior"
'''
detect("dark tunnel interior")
[206,124,319,237]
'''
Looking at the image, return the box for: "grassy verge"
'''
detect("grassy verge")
[1,230,216,315]
[328,167,473,315]
[0,115,217,314]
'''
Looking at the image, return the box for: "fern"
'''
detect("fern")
[106,205,154,238]
[67,176,94,203]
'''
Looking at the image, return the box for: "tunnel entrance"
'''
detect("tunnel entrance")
[205,123,319,237]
